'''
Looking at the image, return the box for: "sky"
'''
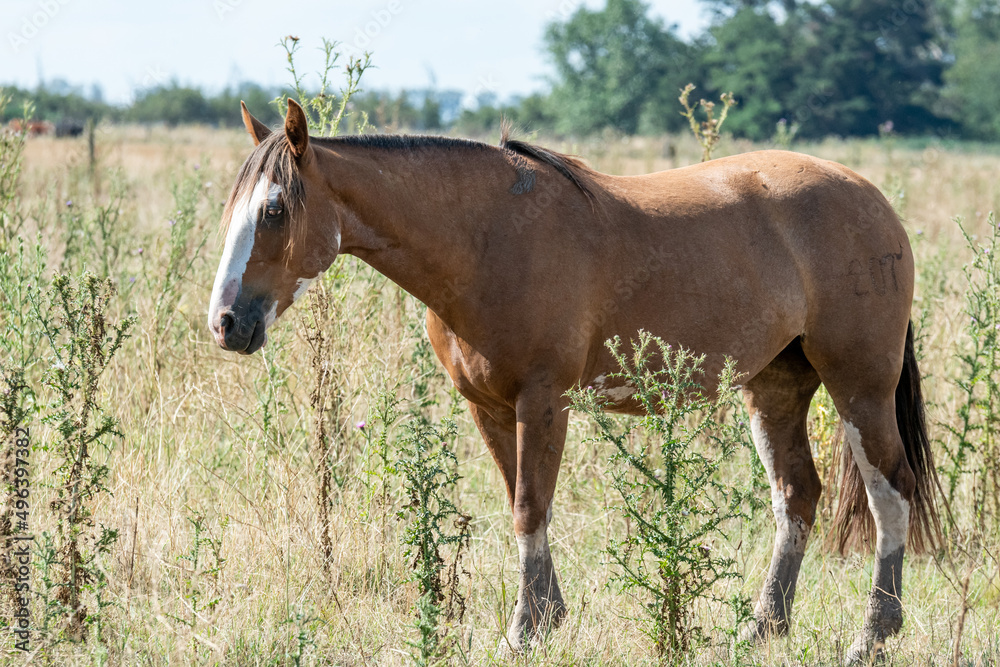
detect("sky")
[1,0,710,107]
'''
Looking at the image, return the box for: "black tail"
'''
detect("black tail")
[833,321,942,554]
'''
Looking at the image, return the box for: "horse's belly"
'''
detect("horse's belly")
[588,262,805,382]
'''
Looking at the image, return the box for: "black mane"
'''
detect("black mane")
[224,128,599,239]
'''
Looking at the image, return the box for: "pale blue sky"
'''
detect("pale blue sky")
[2,0,709,106]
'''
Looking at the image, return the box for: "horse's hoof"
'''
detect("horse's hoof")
[844,636,886,666]
[495,635,522,657]
[738,621,766,645]
[496,627,542,656]
[738,616,788,644]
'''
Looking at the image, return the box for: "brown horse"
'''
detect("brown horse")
[208,100,939,662]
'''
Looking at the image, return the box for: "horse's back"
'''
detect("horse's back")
[609,150,902,246]
[601,149,912,314]
[578,150,913,392]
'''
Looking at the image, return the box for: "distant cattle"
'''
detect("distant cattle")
[7,119,54,136]
[55,119,86,138]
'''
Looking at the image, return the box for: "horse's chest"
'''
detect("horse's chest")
[426,317,516,407]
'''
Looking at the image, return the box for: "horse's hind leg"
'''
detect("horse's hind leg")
[741,339,822,641]
[829,393,912,662]
[840,410,911,662]
[802,331,914,663]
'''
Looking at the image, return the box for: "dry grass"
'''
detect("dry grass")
[2,124,999,665]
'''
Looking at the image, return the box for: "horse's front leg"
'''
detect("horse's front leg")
[504,384,570,651]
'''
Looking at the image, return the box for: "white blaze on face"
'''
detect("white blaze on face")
[208,176,277,327]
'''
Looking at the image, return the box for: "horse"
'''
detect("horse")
[208,99,940,662]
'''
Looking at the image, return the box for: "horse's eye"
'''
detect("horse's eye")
[262,206,283,224]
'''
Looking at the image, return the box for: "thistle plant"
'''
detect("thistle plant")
[0,94,45,634]
[302,275,346,578]
[568,332,756,663]
[773,118,799,150]
[167,510,227,658]
[34,272,135,641]
[0,93,37,426]
[273,36,373,580]
[394,417,471,666]
[0,94,47,373]
[679,84,737,162]
[360,390,401,520]
[0,93,31,248]
[941,214,1000,535]
[273,36,372,137]
[154,169,212,345]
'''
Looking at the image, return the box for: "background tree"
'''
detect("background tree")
[0,85,112,124]
[701,4,797,140]
[11,0,1000,140]
[943,0,1000,140]
[543,0,695,135]
[787,0,951,137]
[209,83,284,127]
[127,84,214,127]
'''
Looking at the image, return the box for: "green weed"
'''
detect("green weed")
[569,333,756,663]
[942,215,1000,536]
[678,84,737,162]
[167,510,228,659]
[273,36,372,137]
[394,417,471,666]
[773,118,799,150]
[35,273,135,643]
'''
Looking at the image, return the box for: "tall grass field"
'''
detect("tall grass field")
[1,110,999,665]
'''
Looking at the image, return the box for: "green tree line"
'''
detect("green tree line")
[3,0,999,141]
[536,0,993,140]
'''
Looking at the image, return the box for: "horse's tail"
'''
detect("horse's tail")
[833,320,942,554]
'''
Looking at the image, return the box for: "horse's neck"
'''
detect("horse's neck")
[319,143,497,314]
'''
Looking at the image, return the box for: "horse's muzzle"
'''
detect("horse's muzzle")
[212,305,267,355]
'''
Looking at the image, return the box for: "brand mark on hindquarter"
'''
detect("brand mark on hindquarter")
[848,244,903,296]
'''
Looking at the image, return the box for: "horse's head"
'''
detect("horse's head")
[208,100,341,354]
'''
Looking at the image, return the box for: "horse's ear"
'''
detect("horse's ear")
[240,101,270,146]
[284,99,310,159]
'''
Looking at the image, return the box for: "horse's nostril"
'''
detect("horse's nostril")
[219,313,234,332]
